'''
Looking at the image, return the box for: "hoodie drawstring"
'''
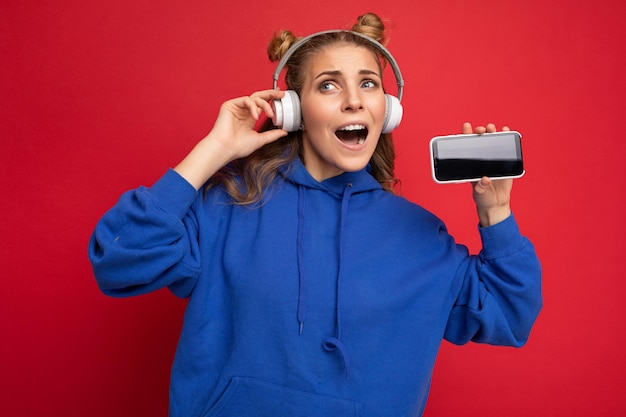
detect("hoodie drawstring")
[296,183,354,379]
[296,185,307,335]
[322,183,353,379]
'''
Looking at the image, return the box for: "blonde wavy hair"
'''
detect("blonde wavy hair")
[208,13,399,204]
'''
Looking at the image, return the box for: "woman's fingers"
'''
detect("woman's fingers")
[462,122,511,134]
[248,89,285,120]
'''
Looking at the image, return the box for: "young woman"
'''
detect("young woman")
[89,13,542,417]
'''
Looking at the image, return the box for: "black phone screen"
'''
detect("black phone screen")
[431,132,524,182]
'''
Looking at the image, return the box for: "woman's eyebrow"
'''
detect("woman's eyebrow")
[314,70,342,80]
[314,69,381,80]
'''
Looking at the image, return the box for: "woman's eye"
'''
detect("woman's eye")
[362,80,377,89]
[320,81,336,92]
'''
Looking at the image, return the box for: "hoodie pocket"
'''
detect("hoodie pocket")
[205,376,363,417]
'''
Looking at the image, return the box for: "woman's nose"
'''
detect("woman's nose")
[342,87,364,112]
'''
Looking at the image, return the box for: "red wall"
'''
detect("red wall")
[2,1,625,416]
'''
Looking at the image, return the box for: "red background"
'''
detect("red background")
[2,1,625,416]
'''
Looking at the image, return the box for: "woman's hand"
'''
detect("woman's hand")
[174,90,288,190]
[462,122,513,227]
[209,89,289,162]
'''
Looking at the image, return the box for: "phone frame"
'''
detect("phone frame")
[429,131,525,184]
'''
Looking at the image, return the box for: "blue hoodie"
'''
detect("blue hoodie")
[89,158,542,417]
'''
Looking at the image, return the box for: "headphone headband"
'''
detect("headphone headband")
[272,29,404,101]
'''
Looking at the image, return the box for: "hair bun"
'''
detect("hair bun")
[267,30,299,63]
[351,12,386,45]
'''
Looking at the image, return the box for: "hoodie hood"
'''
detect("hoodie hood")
[280,157,383,194]
[279,158,383,379]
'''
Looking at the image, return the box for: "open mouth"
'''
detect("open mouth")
[335,124,368,145]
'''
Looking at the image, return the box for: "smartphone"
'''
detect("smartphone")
[429,131,525,184]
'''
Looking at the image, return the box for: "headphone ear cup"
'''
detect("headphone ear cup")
[271,90,301,132]
[382,94,403,134]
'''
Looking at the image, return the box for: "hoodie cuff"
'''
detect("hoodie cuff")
[147,168,199,219]
[478,213,526,259]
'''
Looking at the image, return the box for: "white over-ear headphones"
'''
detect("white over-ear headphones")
[271,30,404,134]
